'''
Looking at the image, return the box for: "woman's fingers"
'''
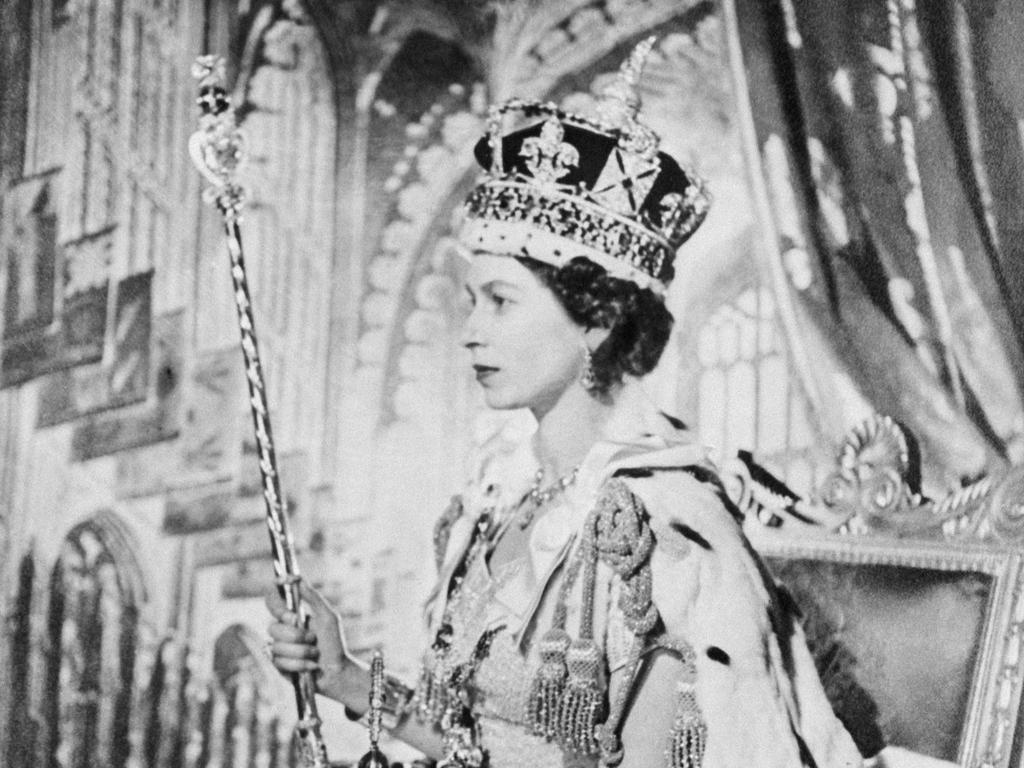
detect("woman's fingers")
[269,640,320,661]
[267,621,316,644]
[270,655,320,674]
[265,581,340,686]
[265,587,313,631]
[269,637,321,676]
[267,582,338,628]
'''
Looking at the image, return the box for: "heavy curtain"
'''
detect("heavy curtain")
[729,0,1024,493]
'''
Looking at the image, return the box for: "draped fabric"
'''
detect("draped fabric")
[728,0,1024,492]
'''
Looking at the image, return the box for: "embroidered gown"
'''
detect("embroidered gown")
[415,385,862,768]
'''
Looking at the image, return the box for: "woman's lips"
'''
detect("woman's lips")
[473,364,499,382]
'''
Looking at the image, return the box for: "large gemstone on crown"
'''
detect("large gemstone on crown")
[589,147,660,217]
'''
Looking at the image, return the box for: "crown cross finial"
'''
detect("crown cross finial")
[621,36,657,89]
[597,36,658,130]
[520,118,579,188]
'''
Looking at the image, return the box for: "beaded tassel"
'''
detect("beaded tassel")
[525,539,585,740]
[526,626,570,738]
[667,697,706,768]
[555,536,603,755]
[414,621,454,724]
[665,655,706,768]
[413,650,450,723]
[414,660,434,719]
[557,638,604,754]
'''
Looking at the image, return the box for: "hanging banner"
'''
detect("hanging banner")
[69,310,182,460]
[37,271,153,425]
[1,174,113,387]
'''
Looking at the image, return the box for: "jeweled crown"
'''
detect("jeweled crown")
[458,37,710,292]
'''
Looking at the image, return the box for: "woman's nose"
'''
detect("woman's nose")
[461,306,483,349]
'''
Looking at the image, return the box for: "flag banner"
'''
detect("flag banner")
[69,310,182,459]
[36,271,153,425]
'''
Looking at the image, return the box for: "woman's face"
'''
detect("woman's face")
[462,253,584,413]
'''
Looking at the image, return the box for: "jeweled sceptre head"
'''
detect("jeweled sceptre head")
[189,55,247,220]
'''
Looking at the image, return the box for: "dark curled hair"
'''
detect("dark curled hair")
[517,256,674,396]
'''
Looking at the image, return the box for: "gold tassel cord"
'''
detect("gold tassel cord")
[661,639,707,768]
[667,687,707,768]
[555,527,604,756]
[524,531,587,741]
[527,627,571,739]
[557,639,605,755]
[587,480,668,766]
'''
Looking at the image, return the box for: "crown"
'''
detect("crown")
[458,37,710,293]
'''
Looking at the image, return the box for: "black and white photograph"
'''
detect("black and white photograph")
[0,1,1022,768]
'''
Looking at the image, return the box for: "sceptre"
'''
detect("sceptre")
[188,54,330,768]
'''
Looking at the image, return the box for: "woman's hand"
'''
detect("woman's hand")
[265,581,351,702]
[265,580,445,760]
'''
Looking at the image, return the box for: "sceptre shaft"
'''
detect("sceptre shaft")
[188,55,330,768]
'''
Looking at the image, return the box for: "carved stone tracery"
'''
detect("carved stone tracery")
[203,624,295,768]
[28,517,145,768]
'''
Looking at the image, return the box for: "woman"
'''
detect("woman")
[268,38,861,768]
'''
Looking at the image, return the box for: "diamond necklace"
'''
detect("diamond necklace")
[519,465,580,529]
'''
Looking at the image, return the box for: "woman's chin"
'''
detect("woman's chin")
[480,390,522,410]
[477,383,531,411]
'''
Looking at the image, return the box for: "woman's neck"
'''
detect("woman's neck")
[531,384,618,479]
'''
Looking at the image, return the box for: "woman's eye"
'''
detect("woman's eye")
[491,294,511,309]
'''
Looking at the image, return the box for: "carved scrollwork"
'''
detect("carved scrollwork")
[990,467,1024,538]
[817,415,933,536]
[961,466,1024,544]
[732,414,1022,545]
